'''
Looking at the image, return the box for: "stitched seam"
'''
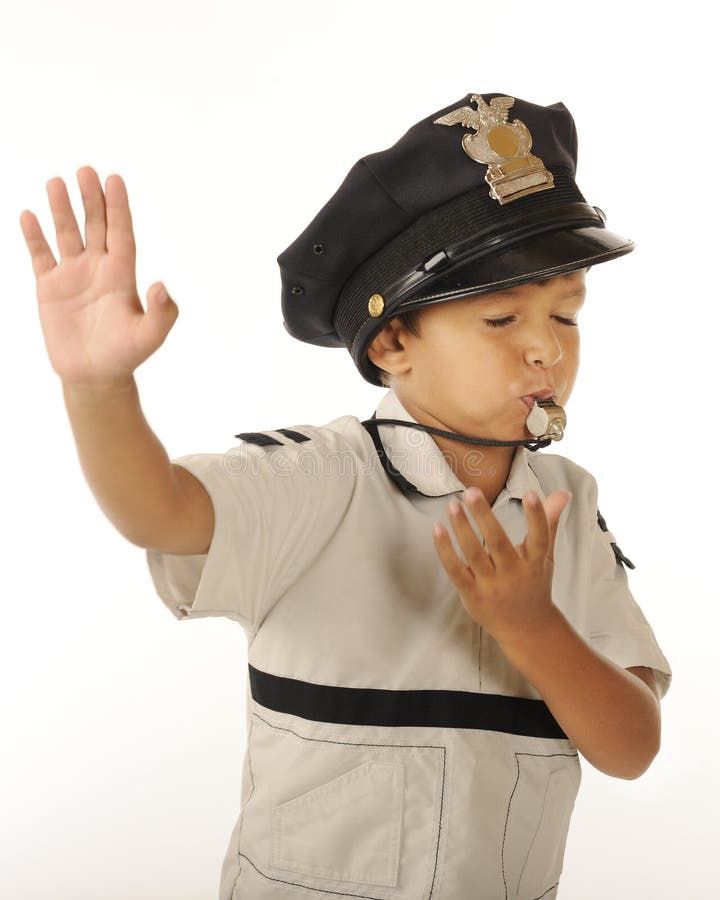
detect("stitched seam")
[237,853,385,899]
[271,761,403,882]
[237,712,446,898]
[501,754,522,899]
[587,627,657,640]
[360,159,409,215]
[230,710,258,893]
[534,883,560,899]
[501,752,578,900]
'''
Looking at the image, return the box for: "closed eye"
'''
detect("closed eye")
[483,316,578,328]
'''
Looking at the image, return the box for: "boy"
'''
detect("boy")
[21,92,671,899]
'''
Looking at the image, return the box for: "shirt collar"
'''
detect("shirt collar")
[371,388,547,503]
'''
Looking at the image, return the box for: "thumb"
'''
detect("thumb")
[152,281,175,308]
[544,491,572,562]
[136,281,179,357]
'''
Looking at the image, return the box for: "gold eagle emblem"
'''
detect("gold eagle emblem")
[434,94,555,204]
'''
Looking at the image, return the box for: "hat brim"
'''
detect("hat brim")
[356,223,633,385]
[394,224,634,311]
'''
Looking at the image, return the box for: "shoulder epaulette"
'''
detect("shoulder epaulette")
[234,427,311,447]
[596,508,635,570]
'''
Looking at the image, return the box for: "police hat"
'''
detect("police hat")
[277,92,634,386]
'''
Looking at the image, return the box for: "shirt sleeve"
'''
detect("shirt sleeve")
[582,477,672,700]
[144,435,356,637]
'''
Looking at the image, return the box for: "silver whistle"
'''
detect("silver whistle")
[525,398,567,441]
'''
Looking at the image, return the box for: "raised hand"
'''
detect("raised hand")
[433,486,572,648]
[20,167,178,388]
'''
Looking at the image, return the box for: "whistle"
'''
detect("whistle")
[525,398,567,441]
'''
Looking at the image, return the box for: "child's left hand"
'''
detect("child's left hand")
[432,487,572,649]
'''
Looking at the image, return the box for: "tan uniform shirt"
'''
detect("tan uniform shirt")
[146,388,671,900]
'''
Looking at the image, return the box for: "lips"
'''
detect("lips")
[521,389,556,410]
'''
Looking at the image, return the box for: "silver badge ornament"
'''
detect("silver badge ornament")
[434,94,555,205]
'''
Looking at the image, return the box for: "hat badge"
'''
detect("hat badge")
[434,94,555,205]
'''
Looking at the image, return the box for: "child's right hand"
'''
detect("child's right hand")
[20,166,178,388]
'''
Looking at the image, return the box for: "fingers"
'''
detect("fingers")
[77,166,107,254]
[46,176,84,258]
[461,487,517,569]
[104,173,136,265]
[19,209,58,278]
[446,499,496,576]
[22,167,137,290]
[523,490,572,563]
[521,491,549,561]
[432,523,476,594]
[544,491,572,563]
[439,487,572,575]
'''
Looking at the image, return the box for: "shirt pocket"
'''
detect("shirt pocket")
[238,710,447,897]
[271,759,404,885]
[502,751,581,900]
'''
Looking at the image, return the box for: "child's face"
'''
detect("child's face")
[369,268,586,440]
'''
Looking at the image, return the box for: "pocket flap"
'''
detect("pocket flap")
[271,760,405,886]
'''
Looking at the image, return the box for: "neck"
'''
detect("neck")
[433,432,517,506]
[392,390,518,503]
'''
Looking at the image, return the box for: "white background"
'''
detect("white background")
[1,1,715,897]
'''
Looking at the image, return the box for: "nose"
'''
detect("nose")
[522,320,563,368]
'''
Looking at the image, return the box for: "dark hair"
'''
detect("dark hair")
[374,308,423,387]
[396,307,423,336]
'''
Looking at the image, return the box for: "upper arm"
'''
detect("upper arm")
[143,463,215,555]
[144,436,357,631]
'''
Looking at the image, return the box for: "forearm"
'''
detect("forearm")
[62,376,183,547]
[500,608,661,779]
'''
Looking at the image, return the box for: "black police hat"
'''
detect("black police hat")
[277,92,634,386]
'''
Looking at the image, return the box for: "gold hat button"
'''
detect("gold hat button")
[368,293,385,317]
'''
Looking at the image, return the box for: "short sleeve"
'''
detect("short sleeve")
[144,436,355,637]
[583,481,672,700]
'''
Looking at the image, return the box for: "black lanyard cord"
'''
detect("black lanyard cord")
[360,416,552,452]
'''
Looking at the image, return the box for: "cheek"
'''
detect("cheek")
[563,332,578,348]
[565,332,580,367]
[560,334,580,394]
[421,327,487,369]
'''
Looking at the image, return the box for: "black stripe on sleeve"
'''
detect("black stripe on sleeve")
[234,431,284,446]
[597,508,635,569]
[276,428,311,443]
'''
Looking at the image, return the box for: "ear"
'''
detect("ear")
[366,318,413,378]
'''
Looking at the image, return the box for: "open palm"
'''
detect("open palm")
[20,167,176,387]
